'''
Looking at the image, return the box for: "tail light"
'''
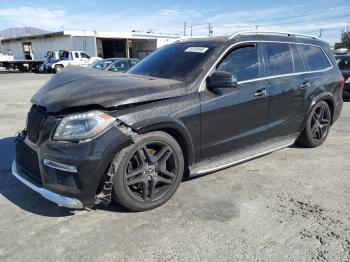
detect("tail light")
[339,75,345,89]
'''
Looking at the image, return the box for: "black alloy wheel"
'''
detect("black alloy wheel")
[310,103,330,142]
[112,131,184,211]
[124,141,178,202]
[297,101,331,148]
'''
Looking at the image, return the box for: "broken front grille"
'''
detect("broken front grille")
[26,105,47,143]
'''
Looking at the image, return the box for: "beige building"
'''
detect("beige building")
[0,30,180,60]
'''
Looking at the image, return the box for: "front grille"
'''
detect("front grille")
[26,105,47,143]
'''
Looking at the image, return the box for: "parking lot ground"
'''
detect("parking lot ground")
[0,72,349,262]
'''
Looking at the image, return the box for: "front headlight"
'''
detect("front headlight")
[53,111,115,141]
[346,77,350,83]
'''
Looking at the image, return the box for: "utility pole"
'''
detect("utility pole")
[208,23,213,36]
[319,28,323,38]
[255,25,258,31]
[184,22,187,36]
[345,24,350,48]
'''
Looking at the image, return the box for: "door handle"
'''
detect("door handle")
[254,88,267,97]
[299,81,310,89]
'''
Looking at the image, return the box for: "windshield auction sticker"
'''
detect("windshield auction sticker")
[184,47,209,53]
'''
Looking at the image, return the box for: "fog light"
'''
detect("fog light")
[43,159,77,173]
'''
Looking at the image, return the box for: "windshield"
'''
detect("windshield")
[336,56,350,70]
[91,60,115,70]
[128,42,217,81]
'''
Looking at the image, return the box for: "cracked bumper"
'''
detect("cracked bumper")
[12,160,83,208]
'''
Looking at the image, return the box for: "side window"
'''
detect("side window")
[263,43,294,76]
[109,61,129,72]
[290,44,306,72]
[74,52,79,59]
[81,52,90,59]
[299,45,331,71]
[217,45,260,82]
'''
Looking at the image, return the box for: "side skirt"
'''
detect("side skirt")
[189,135,298,176]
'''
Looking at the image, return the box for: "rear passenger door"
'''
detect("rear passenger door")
[262,42,307,139]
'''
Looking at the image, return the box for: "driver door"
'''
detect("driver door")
[200,43,269,160]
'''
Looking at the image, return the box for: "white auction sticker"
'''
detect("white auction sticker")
[184,47,209,53]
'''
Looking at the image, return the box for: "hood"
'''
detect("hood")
[32,67,188,112]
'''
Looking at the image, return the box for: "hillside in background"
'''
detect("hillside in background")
[0,27,50,39]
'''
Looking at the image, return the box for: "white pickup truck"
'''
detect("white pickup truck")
[49,51,101,73]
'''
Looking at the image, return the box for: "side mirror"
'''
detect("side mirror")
[207,71,238,91]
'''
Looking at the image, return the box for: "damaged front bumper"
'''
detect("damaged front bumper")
[12,160,83,208]
[13,124,133,208]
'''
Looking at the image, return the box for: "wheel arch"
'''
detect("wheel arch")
[310,93,335,124]
[125,117,195,167]
[300,92,335,132]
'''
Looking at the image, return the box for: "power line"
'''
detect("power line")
[244,6,350,23]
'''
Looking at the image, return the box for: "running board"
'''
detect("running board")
[190,136,297,176]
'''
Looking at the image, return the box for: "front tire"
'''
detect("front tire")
[54,65,63,73]
[111,131,184,211]
[297,101,331,148]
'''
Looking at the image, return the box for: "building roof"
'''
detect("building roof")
[1,30,181,43]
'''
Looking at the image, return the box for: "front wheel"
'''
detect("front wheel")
[54,65,63,73]
[111,131,184,211]
[297,101,331,148]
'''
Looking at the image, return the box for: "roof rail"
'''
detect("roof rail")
[227,30,318,40]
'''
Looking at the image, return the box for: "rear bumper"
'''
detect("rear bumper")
[333,96,343,124]
[12,160,83,208]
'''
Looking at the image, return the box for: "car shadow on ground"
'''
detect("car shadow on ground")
[0,136,132,216]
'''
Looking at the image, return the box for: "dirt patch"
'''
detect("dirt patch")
[272,194,350,261]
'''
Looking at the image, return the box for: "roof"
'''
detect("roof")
[175,36,227,43]
[99,58,139,61]
[1,30,181,43]
[173,31,326,48]
[1,31,65,42]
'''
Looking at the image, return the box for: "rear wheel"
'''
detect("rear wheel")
[297,101,331,147]
[111,131,184,211]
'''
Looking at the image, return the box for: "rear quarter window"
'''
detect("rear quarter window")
[298,45,331,71]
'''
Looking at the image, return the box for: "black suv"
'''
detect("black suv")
[13,31,344,211]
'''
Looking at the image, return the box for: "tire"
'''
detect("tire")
[54,65,63,73]
[297,101,331,148]
[111,131,184,211]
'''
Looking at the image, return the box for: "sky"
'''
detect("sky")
[0,0,349,45]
